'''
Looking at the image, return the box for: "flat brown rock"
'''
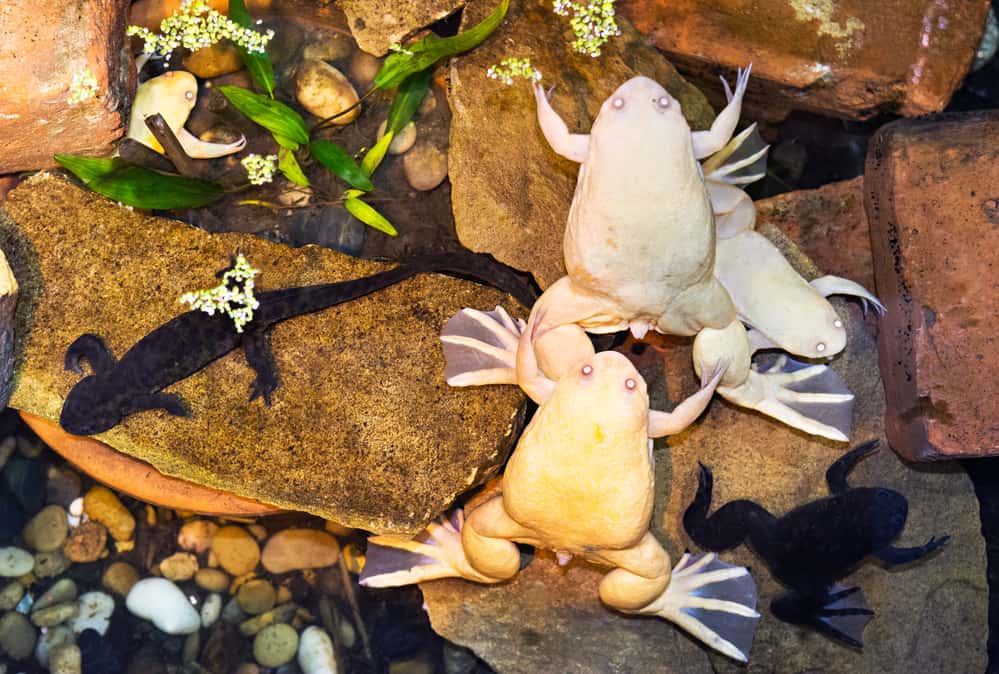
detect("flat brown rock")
[619,0,991,120]
[339,0,464,56]
[865,111,999,460]
[448,0,715,289]
[0,173,525,534]
[422,223,987,672]
[0,0,134,173]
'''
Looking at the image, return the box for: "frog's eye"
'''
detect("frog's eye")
[611,97,625,110]
[185,90,195,101]
[816,342,826,353]
[581,364,593,376]
[625,378,637,391]
[833,319,843,329]
[656,96,670,109]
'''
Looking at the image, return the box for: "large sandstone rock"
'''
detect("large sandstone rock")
[0,0,134,173]
[620,0,992,120]
[865,110,999,461]
[0,173,526,534]
[339,0,464,56]
[448,0,715,289]
[422,223,987,673]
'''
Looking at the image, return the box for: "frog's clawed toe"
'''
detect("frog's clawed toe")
[638,552,760,662]
[248,375,278,405]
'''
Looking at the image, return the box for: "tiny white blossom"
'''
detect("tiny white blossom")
[68,69,100,104]
[486,58,542,86]
[179,254,261,332]
[552,0,620,57]
[241,153,278,186]
[126,0,275,59]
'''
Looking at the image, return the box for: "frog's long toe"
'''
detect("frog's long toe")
[641,553,760,662]
[175,127,247,159]
[440,306,523,386]
[810,275,886,316]
[718,355,854,441]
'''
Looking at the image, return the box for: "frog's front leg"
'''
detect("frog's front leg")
[532,81,589,163]
[691,65,752,159]
[589,534,759,662]
[648,359,728,437]
[242,329,279,404]
[810,275,886,316]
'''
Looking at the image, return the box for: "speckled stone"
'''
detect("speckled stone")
[101,561,139,597]
[338,0,463,56]
[1,173,524,534]
[211,526,260,576]
[22,504,68,552]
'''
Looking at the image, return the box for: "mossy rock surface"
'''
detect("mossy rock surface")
[0,173,525,534]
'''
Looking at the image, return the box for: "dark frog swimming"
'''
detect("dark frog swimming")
[59,251,537,436]
[683,440,949,648]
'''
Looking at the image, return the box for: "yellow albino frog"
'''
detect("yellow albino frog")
[126,71,246,158]
[362,310,760,662]
[516,67,882,441]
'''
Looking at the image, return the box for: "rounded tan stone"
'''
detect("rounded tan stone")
[261,529,339,574]
[83,486,135,542]
[402,142,447,191]
[22,505,69,552]
[253,623,298,668]
[295,60,360,123]
[211,526,260,576]
[178,520,218,554]
[236,579,276,615]
[183,42,243,79]
[62,520,108,563]
[102,562,140,597]
[195,567,230,593]
[160,552,199,582]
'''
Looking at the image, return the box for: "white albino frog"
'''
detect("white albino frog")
[362,310,760,662]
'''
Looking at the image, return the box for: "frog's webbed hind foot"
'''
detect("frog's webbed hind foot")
[64,334,117,375]
[810,275,886,317]
[360,510,511,588]
[718,355,855,442]
[637,553,760,662]
[440,307,523,387]
[772,584,874,649]
[874,535,950,567]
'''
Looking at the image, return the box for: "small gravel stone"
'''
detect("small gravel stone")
[15,436,43,458]
[236,579,276,615]
[298,625,336,674]
[71,591,114,635]
[377,120,417,155]
[295,59,360,124]
[0,610,36,660]
[253,623,299,668]
[275,585,293,605]
[62,520,108,562]
[261,529,340,574]
[246,524,267,541]
[83,486,135,542]
[195,567,230,593]
[402,141,448,191]
[126,578,200,635]
[223,596,248,625]
[235,664,261,674]
[160,552,199,582]
[239,602,298,636]
[302,34,353,62]
[46,466,82,508]
[31,601,78,627]
[211,526,260,576]
[0,436,15,470]
[178,520,218,554]
[0,580,24,610]
[102,561,140,597]
[34,549,70,578]
[23,504,69,552]
[183,42,243,78]
[182,630,200,664]
[33,577,77,611]
[201,592,223,628]
[0,546,33,577]
[34,624,73,668]
[349,51,381,86]
[50,642,82,674]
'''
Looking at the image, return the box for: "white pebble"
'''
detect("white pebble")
[126,578,200,635]
[34,624,74,668]
[68,497,84,517]
[298,626,337,674]
[201,592,223,628]
[72,591,115,635]
[0,546,34,577]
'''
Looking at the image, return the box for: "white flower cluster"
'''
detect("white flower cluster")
[552,0,621,57]
[241,153,278,186]
[179,254,261,333]
[127,0,274,59]
[68,69,99,104]
[486,57,542,85]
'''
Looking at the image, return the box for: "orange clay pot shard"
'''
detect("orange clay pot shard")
[21,412,284,517]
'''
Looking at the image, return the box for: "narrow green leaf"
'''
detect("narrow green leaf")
[360,131,394,177]
[311,140,374,191]
[218,86,309,146]
[386,70,431,134]
[278,147,310,187]
[342,189,365,199]
[273,134,300,151]
[227,0,275,97]
[344,197,397,236]
[55,155,224,209]
[373,0,509,89]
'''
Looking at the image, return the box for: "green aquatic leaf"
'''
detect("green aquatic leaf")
[55,154,224,209]
[311,140,374,192]
[373,0,509,89]
[227,0,275,97]
[344,197,397,236]
[278,147,310,187]
[218,85,309,147]
[360,131,394,177]
[386,69,431,134]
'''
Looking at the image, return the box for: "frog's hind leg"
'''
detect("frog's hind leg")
[810,275,886,316]
[825,440,880,494]
[683,463,776,551]
[771,584,874,648]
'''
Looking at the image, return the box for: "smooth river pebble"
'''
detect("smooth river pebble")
[126,577,200,635]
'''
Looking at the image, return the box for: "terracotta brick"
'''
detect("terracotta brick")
[865,111,999,460]
[0,0,134,173]
[619,0,991,120]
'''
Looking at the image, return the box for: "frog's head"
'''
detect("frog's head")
[554,350,649,435]
[780,305,848,359]
[591,76,687,140]
[60,376,121,437]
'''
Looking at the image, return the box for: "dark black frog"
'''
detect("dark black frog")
[683,440,949,648]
